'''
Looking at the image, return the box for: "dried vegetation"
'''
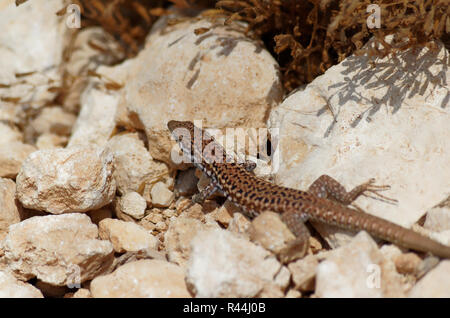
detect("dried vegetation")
[19,0,450,92]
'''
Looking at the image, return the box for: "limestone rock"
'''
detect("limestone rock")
[121,15,283,164]
[0,142,36,178]
[315,232,406,297]
[151,182,174,208]
[268,40,450,243]
[0,123,22,145]
[105,133,169,195]
[16,146,116,214]
[0,178,21,240]
[408,261,450,297]
[118,191,147,220]
[98,218,159,253]
[0,214,114,286]
[186,228,282,297]
[90,259,190,298]
[288,255,318,292]
[63,27,124,113]
[424,206,450,233]
[67,82,121,148]
[30,107,76,136]
[227,212,252,237]
[249,211,298,260]
[0,0,69,108]
[164,216,218,267]
[36,133,68,149]
[0,271,43,298]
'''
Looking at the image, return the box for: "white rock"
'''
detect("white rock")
[121,15,283,163]
[0,178,21,240]
[30,106,76,136]
[90,259,190,298]
[315,232,406,297]
[0,122,22,144]
[98,218,159,253]
[186,228,282,297]
[63,27,124,113]
[105,132,169,195]
[16,146,116,214]
[0,0,69,108]
[268,40,450,236]
[36,133,68,149]
[68,82,121,148]
[0,271,43,298]
[249,211,298,260]
[118,191,147,220]
[288,255,318,292]
[0,214,114,286]
[408,260,450,297]
[0,142,36,178]
[164,216,218,267]
[424,206,450,232]
[151,182,174,208]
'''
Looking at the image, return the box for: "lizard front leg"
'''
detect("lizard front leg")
[186,179,220,209]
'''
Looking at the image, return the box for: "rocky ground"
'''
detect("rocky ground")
[0,0,449,298]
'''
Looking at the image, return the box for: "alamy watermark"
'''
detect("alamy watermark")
[367,4,381,29]
[65,4,81,29]
[170,119,280,174]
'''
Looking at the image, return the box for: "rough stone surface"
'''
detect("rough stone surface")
[98,218,159,253]
[120,14,283,164]
[249,211,295,254]
[0,271,43,298]
[227,212,252,237]
[0,0,69,108]
[151,181,174,208]
[68,81,121,148]
[0,214,114,286]
[36,133,68,149]
[315,231,406,297]
[0,178,21,240]
[90,259,190,298]
[63,27,124,113]
[424,206,450,233]
[105,132,169,195]
[30,107,76,136]
[0,142,37,178]
[118,191,147,220]
[408,261,450,297]
[0,123,22,145]
[186,228,282,297]
[16,146,116,214]
[165,216,218,267]
[268,40,450,239]
[288,255,318,292]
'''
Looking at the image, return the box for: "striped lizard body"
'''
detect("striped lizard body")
[168,120,450,259]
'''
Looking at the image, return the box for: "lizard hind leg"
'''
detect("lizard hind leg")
[307,175,397,206]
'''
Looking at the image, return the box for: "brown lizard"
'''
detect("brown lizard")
[167,120,450,260]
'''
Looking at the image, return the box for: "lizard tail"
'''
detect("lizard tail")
[346,209,450,259]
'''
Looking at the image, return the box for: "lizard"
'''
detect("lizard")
[167,120,450,261]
